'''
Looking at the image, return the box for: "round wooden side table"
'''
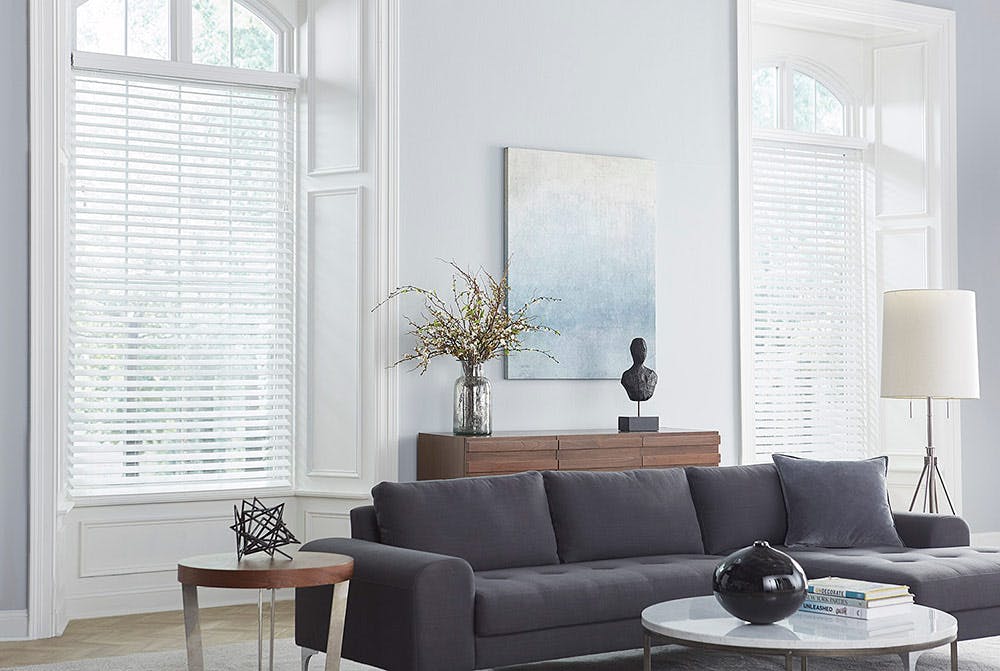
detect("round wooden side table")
[177,550,353,671]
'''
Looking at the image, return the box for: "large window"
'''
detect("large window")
[67,0,297,496]
[746,63,875,462]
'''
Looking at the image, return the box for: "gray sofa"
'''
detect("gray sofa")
[295,465,1000,671]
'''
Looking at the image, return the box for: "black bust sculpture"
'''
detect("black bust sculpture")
[618,337,660,432]
[621,337,658,402]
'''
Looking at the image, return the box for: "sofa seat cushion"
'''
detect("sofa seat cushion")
[473,555,718,636]
[787,546,1000,612]
[372,472,559,571]
[542,469,705,563]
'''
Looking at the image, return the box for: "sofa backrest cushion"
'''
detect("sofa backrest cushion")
[541,469,705,563]
[371,471,559,571]
[684,463,788,555]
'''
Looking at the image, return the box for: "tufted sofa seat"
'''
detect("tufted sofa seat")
[787,546,1000,612]
[295,465,1000,671]
[473,554,718,636]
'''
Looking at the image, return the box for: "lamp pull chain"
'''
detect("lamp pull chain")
[909,401,913,419]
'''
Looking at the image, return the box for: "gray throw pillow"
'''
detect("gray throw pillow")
[772,454,903,548]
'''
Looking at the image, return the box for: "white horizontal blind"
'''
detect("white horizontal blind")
[750,139,874,461]
[68,69,295,496]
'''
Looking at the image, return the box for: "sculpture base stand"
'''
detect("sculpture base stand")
[618,416,659,432]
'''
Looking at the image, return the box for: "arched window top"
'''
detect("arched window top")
[75,0,290,72]
[752,62,851,137]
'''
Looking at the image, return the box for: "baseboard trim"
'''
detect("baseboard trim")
[971,531,1000,547]
[0,609,29,640]
[65,586,294,621]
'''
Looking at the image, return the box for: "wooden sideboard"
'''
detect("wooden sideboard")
[416,428,721,480]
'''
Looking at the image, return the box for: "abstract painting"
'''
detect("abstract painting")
[504,148,656,379]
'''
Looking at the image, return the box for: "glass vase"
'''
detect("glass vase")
[454,361,491,435]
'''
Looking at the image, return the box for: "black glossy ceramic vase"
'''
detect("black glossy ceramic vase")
[713,540,807,624]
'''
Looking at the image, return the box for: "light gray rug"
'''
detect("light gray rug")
[3,637,999,671]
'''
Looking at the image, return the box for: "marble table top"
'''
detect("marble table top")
[641,596,957,653]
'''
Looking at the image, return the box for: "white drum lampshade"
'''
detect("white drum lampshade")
[881,289,980,400]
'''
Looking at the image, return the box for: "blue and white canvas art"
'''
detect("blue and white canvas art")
[504,148,656,379]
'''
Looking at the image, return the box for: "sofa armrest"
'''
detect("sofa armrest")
[295,538,475,671]
[893,511,970,548]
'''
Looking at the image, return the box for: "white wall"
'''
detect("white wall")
[396,0,740,480]
[0,0,29,616]
[907,0,1000,534]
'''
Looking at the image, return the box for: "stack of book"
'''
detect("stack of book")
[799,577,914,621]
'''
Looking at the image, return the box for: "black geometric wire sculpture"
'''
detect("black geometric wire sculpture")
[230,497,300,560]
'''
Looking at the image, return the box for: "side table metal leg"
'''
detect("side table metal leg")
[951,639,959,671]
[324,581,350,671]
[784,653,794,671]
[257,588,264,671]
[900,651,921,671]
[800,656,807,671]
[182,584,204,671]
[643,633,651,671]
[269,588,276,671]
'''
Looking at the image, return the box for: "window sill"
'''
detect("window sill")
[70,485,296,508]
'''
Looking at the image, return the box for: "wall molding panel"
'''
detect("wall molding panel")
[306,188,365,481]
[78,515,234,578]
[306,0,364,175]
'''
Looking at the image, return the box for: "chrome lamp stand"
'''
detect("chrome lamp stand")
[908,397,955,515]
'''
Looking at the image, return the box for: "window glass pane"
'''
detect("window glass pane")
[792,71,816,133]
[77,0,126,56]
[752,66,778,130]
[193,0,232,66]
[815,82,845,135]
[126,0,169,59]
[233,2,278,71]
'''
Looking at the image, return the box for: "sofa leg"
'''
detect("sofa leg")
[301,647,319,671]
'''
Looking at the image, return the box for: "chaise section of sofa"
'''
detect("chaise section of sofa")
[296,465,1000,671]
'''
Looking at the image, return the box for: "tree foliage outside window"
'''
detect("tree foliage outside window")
[77,0,280,72]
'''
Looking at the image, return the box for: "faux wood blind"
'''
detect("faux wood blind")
[750,140,874,461]
[67,70,295,496]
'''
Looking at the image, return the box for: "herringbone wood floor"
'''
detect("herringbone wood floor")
[0,601,295,668]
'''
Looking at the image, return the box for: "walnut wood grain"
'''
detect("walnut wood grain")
[416,429,721,480]
[466,450,558,474]
[558,447,642,469]
[558,434,643,450]
[641,432,721,448]
[177,551,353,589]
[465,437,559,452]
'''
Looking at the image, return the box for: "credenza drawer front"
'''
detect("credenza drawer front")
[466,450,558,474]
[466,437,559,453]
[641,449,721,468]
[558,447,642,470]
[557,434,643,450]
[641,433,721,449]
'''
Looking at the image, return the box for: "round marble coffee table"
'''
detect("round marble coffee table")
[641,596,957,671]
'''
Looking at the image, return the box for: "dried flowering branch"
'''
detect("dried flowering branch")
[374,260,559,373]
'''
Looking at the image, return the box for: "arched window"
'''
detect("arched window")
[75,0,288,72]
[66,0,297,497]
[752,64,849,136]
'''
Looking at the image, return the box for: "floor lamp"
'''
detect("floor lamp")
[881,290,980,514]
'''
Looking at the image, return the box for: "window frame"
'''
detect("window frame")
[752,57,860,141]
[64,0,300,502]
[71,0,295,77]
